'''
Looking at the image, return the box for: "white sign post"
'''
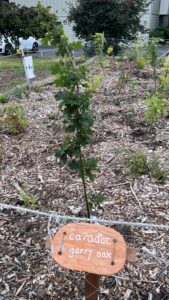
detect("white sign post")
[20,43,35,88]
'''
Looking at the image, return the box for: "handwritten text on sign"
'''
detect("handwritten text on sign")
[52,223,127,275]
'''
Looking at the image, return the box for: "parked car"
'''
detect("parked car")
[0,36,39,55]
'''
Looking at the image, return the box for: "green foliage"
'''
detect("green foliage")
[124,151,168,183]
[31,85,43,93]
[88,73,103,92]
[0,93,9,104]
[0,144,4,164]
[148,158,168,183]
[20,188,37,209]
[150,26,169,41]
[162,56,169,76]
[147,38,159,90]
[143,93,167,124]
[93,33,105,67]
[135,56,146,69]
[124,151,148,178]
[107,46,113,56]
[45,26,104,217]
[1,103,28,134]
[68,0,149,46]
[13,86,29,98]
[0,2,58,48]
[89,194,105,210]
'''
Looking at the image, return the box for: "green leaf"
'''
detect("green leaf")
[68,159,80,170]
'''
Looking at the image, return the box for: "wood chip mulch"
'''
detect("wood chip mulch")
[0,60,169,299]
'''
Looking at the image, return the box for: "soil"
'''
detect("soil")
[0,59,169,299]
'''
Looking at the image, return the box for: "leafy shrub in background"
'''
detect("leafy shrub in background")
[150,26,169,41]
[93,32,105,67]
[1,103,28,134]
[68,0,149,49]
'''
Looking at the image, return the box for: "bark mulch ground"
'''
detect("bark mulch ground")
[0,60,169,299]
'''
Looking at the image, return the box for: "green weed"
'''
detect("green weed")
[1,103,28,134]
[0,93,9,104]
[88,73,103,92]
[135,56,146,69]
[148,158,168,183]
[143,93,167,124]
[124,151,148,178]
[13,86,29,98]
[20,188,37,209]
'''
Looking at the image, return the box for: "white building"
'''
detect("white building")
[141,0,161,31]
[159,0,169,27]
[11,0,169,41]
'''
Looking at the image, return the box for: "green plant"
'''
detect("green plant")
[117,67,129,95]
[93,32,105,67]
[135,56,146,69]
[0,93,9,104]
[107,46,113,56]
[124,151,148,178]
[147,38,159,91]
[68,0,149,43]
[13,86,29,98]
[88,73,103,92]
[150,26,169,41]
[20,188,37,209]
[0,144,4,164]
[45,26,104,217]
[148,158,168,183]
[2,103,28,134]
[31,84,43,93]
[89,194,105,210]
[143,93,167,124]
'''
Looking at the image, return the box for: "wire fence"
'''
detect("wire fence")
[0,203,169,299]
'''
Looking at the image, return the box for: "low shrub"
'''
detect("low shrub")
[135,56,146,69]
[88,74,103,92]
[150,27,169,41]
[124,151,148,178]
[13,86,29,98]
[148,158,168,183]
[1,103,28,134]
[0,93,9,104]
[124,150,168,183]
[20,188,37,209]
[143,93,167,124]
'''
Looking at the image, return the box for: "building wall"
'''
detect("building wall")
[140,0,160,31]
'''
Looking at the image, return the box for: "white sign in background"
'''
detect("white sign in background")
[23,56,35,80]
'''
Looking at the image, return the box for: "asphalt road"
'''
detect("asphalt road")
[35,46,169,58]
[32,47,57,58]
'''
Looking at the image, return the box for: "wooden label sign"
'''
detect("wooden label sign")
[52,223,127,276]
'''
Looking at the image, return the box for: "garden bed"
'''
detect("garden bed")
[0,59,169,299]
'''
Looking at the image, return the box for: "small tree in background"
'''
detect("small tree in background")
[68,0,150,50]
[0,1,57,47]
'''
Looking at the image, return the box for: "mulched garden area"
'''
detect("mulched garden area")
[0,59,169,299]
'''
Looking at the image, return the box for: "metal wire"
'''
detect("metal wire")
[1,203,169,230]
